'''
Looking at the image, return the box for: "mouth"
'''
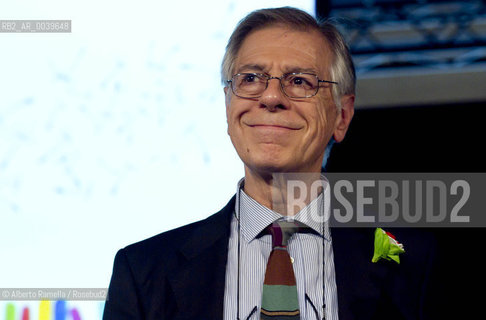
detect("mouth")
[245,122,302,131]
[250,125,299,133]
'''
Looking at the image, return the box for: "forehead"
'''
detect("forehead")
[234,26,331,75]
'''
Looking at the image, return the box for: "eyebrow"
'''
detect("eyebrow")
[235,64,267,74]
[235,64,319,75]
[282,66,318,74]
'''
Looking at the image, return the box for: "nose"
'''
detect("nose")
[259,77,288,111]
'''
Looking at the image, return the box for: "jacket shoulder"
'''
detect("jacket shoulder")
[121,195,235,270]
[104,196,235,320]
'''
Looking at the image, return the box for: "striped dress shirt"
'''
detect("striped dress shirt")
[223,177,339,320]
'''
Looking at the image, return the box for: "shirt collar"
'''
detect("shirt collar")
[234,176,331,242]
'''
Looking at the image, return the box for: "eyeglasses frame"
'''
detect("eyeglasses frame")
[226,72,339,99]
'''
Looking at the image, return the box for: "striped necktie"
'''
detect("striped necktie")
[261,220,303,319]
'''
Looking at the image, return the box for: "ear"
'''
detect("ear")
[333,94,355,143]
[224,86,230,134]
[224,86,231,107]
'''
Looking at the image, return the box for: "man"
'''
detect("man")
[104,7,438,320]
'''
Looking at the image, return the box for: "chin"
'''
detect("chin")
[239,146,319,174]
[248,157,303,175]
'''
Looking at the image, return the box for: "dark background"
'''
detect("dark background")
[326,102,485,172]
[326,102,484,318]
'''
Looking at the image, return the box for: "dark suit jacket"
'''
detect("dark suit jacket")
[103,196,442,320]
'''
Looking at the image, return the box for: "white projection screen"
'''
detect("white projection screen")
[0,1,314,319]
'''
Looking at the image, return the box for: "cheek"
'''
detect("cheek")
[226,95,239,132]
[225,98,247,139]
[313,94,337,137]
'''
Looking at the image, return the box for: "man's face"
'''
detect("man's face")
[225,26,351,175]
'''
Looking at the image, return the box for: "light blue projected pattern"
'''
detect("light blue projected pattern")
[0,2,314,318]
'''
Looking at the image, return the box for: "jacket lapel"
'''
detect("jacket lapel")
[167,196,235,320]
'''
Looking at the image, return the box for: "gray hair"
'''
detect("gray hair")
[221,7,356,110]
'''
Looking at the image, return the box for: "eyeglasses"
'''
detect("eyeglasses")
[226,72,338,99]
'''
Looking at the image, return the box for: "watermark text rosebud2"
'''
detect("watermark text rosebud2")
[332,178,470,225]
[273,173,485,227]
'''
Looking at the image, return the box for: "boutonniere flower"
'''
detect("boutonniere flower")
[372,228,405,264]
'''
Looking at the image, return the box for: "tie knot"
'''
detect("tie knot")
[266,220,309,248]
